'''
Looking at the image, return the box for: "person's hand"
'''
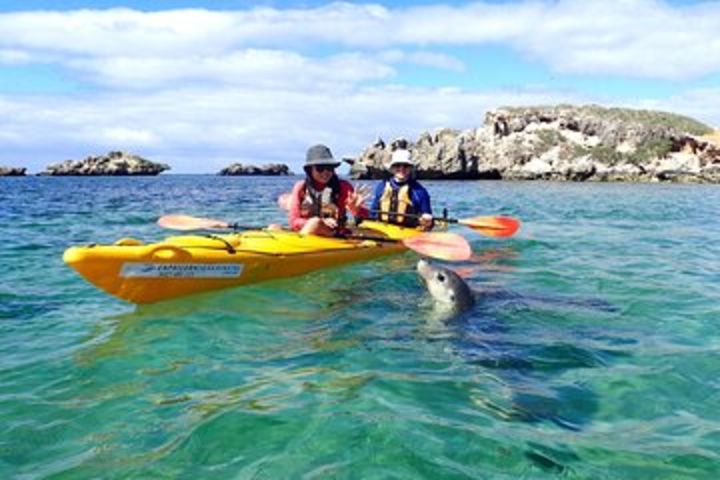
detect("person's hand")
[419,213,433,231]
[322,217,338,229]
[348,184,370,214]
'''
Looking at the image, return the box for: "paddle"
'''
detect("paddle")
[157,214,472,261]
[400,231,472,261]
[157,214,262,231]
[371,210,520,238]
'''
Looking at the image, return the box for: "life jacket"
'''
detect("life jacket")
[379,180,417,227]
[299,178,345,224]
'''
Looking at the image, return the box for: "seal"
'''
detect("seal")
[416,259,475,312]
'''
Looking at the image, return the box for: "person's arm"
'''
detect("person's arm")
[288,181,308,231]
[414,184,432,215]
[413,183,433,230]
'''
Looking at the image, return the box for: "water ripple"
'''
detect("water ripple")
[1,178,719,478]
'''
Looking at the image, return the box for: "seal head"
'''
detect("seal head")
[417,259,475,312]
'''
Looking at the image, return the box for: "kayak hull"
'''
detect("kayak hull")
[63,221,420,304]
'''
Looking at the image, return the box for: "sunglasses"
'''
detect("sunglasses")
[313,165,335,173]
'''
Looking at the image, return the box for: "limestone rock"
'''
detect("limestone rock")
[0,166,26,176]
[349,104,718,183]
[40,151,169,176]
[218,163,291,176]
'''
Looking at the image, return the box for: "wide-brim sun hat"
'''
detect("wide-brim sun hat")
[305,144,341,168]
[388,149,415,168]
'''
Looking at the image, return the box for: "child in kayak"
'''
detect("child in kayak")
[288,144,369,236]
[370,148,433,230]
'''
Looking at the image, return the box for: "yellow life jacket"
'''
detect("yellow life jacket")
[379,181,416,226]
[300,181,340,220]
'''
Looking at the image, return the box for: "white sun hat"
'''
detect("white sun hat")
[388,149,415,168]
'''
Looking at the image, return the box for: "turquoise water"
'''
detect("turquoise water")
[1,176,719,479]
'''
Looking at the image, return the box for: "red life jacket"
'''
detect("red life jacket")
[299,177,345,225]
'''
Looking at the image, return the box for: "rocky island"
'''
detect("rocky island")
[348,105,720,183]
[219,163,291,176]
[40,151,170,176]
[0,166,26,176]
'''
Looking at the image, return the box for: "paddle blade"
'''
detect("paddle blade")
[460,216,520,238]
[277,192,291,211]
[157,214,229,231]
[402,232,472,261]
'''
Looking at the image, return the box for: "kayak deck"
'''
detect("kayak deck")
[63,221,422,304]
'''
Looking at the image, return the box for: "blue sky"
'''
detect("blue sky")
[1,1,719,173]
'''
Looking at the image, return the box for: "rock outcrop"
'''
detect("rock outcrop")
[348,105,720,183]
[219,163,291,176]
[0,166,26,176]
[40,151,169,176]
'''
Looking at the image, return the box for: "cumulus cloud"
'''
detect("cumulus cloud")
[2,80,717,174]
[0,85,588,173]
[67,50,396,89]
[517,0,720,80]
[0,49,33,64]
[0,1,718,81]
[1,1,719,173]
[381,49,466,72]
[634,87,720,127]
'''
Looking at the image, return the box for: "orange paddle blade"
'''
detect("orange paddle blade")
[157,214,229,231]
[402,232,472,261]
[459,216,520,238]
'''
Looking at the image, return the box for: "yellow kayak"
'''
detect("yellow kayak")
[63,221,423,304]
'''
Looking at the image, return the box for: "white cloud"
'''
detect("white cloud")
[518,0,720,79]
[0,9,235,56]
[100,127,159,145]
[0,85,587,173]
[1,2,719,174]
[634,87,720,128]
[66,50,396,89]
[381,50,466,72]
[0,1,719,81]
[3,81,719,174]
[0,49,32,64]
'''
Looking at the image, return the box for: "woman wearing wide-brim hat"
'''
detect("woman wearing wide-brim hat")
[288,144,370,236]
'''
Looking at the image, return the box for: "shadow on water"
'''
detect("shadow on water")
[293,246,621,439]
[523,441,582,475]
[308,247,621,475]
[0,292,66,321]
[73,270,374,368]
[60,273,391,475]
[410,246,628,435]
[434,307,605,432]
[415,285,616,474]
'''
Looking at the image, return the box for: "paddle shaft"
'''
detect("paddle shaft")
[225,223,271,231]
[369,209,520,236]
[368,209,457,223]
